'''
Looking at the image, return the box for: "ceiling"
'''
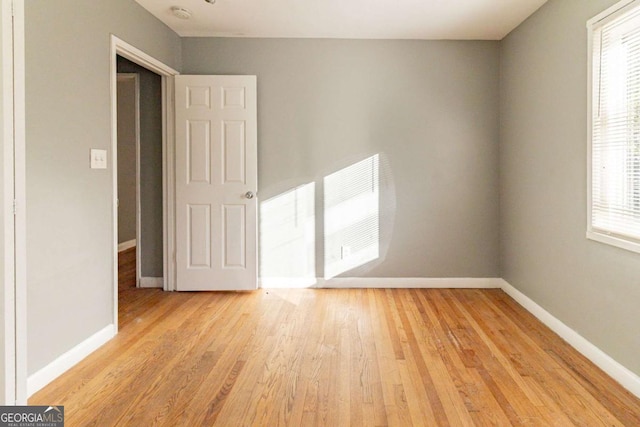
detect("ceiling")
[135,0,548,40]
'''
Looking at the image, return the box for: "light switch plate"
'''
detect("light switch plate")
[90,149,107,169]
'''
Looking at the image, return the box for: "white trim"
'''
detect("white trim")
[139,277,163,288]
[117,239,136,252]
[259,277,503,289]
[110,36,120,334]
[586,0,640,255]
[1,0,16,405]
[26,325,115,398]
[259,278,318,289]
[500,279,640,399]
[111,36,178,76]
[12,0,26,405]
[110,36,179,331]
[587,0,638,28]
[586,230,640,254]
[163,74,176,292]
[587,6,595,254]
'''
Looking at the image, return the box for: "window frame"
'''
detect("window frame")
[587,0,640,254]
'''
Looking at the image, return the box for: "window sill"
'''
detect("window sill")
[586,230,640,254]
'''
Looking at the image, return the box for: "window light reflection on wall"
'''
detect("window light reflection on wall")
[259,183,316,287]
[324,154,380,279]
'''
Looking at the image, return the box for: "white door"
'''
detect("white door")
[174,75,258,291]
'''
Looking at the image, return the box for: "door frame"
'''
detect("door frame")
[116,72,142,288]
[110,36,179,330]
[2,0,26,405]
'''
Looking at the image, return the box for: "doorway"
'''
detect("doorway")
[116,55,165,294]
[116,72,140,293]
[110,36,178,331]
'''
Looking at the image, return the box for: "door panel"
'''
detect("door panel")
[187,204,211,269]
[175,75,257,291]
[222,121,246,184]
[223,204,246,268]
[187,121,211,184]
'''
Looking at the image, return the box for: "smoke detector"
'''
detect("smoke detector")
[171,6,192,20]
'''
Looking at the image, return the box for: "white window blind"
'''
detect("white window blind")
[590,1,640,251]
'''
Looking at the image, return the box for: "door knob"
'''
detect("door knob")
[245,191,255,199]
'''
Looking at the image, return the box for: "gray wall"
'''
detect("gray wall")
[500,0,640,376]
[117,56,163,278]
[25,0,180,374]
[116,76,137,244]
[182,38,501,279]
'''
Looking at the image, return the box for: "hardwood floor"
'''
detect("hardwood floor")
[30,265,640,425]
[118,247,136,290]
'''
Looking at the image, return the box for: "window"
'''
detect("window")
[588,0,640,253]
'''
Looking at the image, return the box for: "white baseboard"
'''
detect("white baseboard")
[500,279,640,399]
[117,239,136,252]
[259,277,503,289]
[321,277,503,288]
[27,324,115,397]
[139,277,163,288]
[259,277,317,288]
